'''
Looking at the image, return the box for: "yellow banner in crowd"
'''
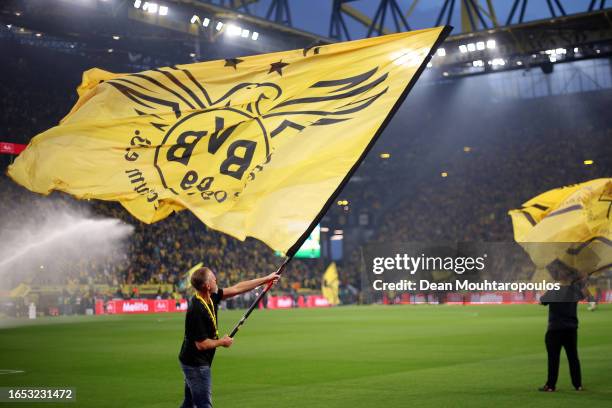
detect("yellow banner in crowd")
[8,27,448,253]
[509,178,612,279]
[322,262,340,306]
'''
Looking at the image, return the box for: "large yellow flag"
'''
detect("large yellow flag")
[322,262,340,306]
[8,27,449,254]
[509,178,612,280]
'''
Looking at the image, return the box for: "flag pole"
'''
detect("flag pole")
[228,25,453,339]
[229,256,292,338]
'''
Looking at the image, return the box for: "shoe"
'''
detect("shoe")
[538,385,556,392]
[575,386,584,391]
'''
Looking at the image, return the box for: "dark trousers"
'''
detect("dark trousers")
[545,329,582,388]
[180,362,212,408]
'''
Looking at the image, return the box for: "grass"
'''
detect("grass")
[1,304,611,407]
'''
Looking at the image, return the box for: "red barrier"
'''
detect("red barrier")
[0,142,26,155]
[306,295,330,307]
[266,296,294,309]
[95,299,187,315]
[94,290,612,314]
[401,291,612,305]
[267,295,331,309]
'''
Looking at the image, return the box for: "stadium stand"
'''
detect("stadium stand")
[2,33,611,313]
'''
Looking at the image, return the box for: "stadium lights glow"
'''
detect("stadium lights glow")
[463,146,472,152]
[251,31,259,40]
[545,48,566,56]
[6,24,11,29]
[489,58,505,66]
[216,21,224,31]
[108,48,113,53]
[442,71,449,76]
[15,11,22,16]
[574,47,579,53]
[203,18,210,27]
[190,15,199,24]
[112,35,120,40]
[436,48,446,57]
[472,60,484,67]
[138,2,168,16]
[320,227,330,232]
[517,61,523,66]
[441,172,448,177]
[241,29,249,38]
[189,52,196,58]
[583,160,594,165]
[460,41,494,53]
[227,25,241,36]
[35,33,41,37]
[143,2,158,14]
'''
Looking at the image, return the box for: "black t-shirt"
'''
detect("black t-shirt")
[541,284,585,331]
[179,289,223,367]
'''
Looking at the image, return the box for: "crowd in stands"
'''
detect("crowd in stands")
[335,89,611,288]
[2,42,611,307]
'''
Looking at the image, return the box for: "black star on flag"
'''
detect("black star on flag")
[224,58,243,69]
[268,60,289,76]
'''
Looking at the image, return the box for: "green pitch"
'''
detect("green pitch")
[1,304,611,407]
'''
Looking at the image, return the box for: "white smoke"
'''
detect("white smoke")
[0,200,133,290]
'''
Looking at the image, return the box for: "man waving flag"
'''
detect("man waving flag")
[509,178,612,281]
[8,27,449,257]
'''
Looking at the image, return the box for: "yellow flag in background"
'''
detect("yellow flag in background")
[182,262,203,290]
[322,262,340,306]
[8,27,448,254]
[509,178,612,280]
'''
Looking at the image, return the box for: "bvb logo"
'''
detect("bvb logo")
[154,107,270,204]
[107,65,389,206]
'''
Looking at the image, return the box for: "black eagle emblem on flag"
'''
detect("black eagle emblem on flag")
[104,65,389,199]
